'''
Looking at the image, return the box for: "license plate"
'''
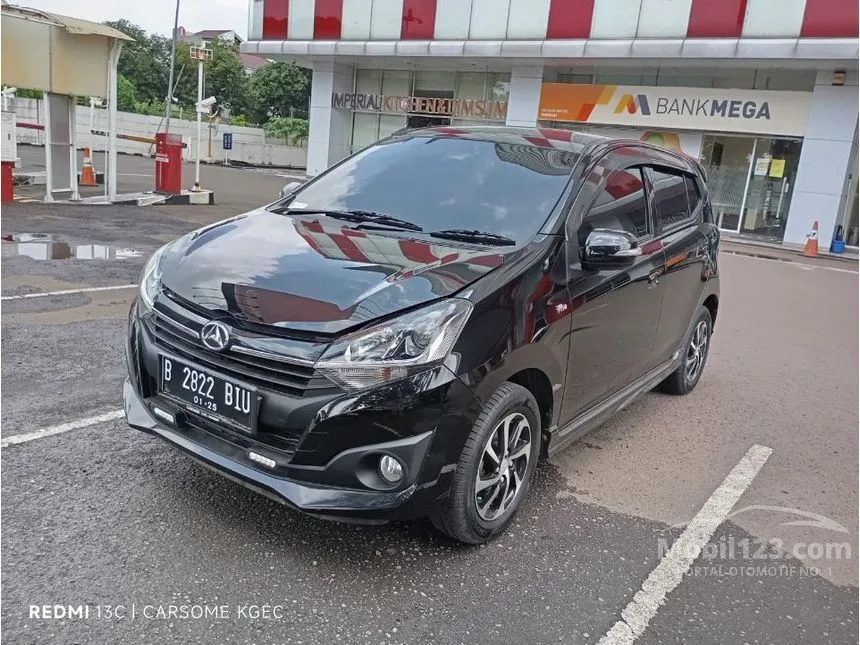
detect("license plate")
[159,356,258,431]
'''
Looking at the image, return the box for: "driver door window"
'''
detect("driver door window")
[578,167,650,247]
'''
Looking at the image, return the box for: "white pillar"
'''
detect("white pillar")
[43,94,54,202]
[783,70,859,249]
[107,40,123,201]
[68,97,80,201]
[505,65,544,128]
[194,58,203,188]
[306,61,354,176]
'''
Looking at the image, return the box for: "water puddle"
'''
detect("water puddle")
[1,234,143,261]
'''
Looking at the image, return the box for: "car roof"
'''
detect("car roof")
[391,125,606,153]
[390,125,701,176]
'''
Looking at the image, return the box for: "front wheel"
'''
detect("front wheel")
[431,382,541,544]
[658,305,713,395]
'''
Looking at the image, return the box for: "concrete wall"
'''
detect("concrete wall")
[9,97,307,169]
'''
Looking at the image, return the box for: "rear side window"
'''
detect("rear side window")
[685,175,702,214]
[584,167,650,240]
[650,168,694,232]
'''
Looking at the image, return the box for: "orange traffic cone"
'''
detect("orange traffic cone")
[803,220,819,258]
[80,147,97,186]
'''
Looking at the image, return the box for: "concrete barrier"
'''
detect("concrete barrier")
[9,97,308,170]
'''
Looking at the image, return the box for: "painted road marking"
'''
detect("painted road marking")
[1,284,137,301]
[597,443,774,645]
[1,410,125,448]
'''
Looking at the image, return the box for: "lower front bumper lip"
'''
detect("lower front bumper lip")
[123,379,418,519]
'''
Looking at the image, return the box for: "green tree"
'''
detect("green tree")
[116,74,137,111]
[103,20,170,104]
[264,117,309,145]
[170,40,249,118]
[247,62,310,123]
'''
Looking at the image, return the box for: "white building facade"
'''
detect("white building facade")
[242,0,859,249]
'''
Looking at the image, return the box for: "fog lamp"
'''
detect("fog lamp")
[378,455,404,484]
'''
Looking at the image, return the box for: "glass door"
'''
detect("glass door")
[739,138,803,241]
[700,135,755,231]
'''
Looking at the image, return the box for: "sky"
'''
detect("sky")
[18,0,248,38]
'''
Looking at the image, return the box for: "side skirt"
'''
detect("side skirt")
[546,352,682,459]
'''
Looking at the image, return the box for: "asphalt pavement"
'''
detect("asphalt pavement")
[1,183,857,644]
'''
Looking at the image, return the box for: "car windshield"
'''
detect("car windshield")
[275,134,582,245]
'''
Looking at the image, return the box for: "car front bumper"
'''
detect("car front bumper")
[124,300,483,522]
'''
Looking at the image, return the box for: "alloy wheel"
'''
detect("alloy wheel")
[474,412,532,521]
[684,319,709,384]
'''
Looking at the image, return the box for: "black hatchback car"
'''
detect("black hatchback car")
[124,126,719,543]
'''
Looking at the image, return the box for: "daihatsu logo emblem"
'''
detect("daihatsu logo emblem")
[200,321,230,351]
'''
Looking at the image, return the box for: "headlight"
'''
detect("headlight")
[317,298,473,391]
[139,245,167,309]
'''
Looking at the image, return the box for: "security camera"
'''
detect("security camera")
[1,87,18,96]
[198,97,217,108]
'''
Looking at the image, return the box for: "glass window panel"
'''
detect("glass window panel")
[378,114,406,139]
[488,72,511,101]
[355,69,382,96]
[712,70,756,89]
[596,72,646,85]
[455,72,486,100]
[754,70,816,91]
[656,72,713,87]
[351,113,380,152]
[699,134,755,231]
[557,73,594,84]
[414,71,456,92]
[740,137,803,242]
[382,70,411,96]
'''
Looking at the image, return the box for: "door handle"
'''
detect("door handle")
[648,268,663,287]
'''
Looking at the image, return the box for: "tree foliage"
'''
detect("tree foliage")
[264,117,310,145]
[116,74,137,112]
[104,20,170,105]
[247,62,311,123]
[99,21,311,127]
[173,39,248,114]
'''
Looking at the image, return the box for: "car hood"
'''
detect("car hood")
[159,209,510,335]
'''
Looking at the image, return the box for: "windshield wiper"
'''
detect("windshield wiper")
[277,207,423,232]
[429,229,517,246]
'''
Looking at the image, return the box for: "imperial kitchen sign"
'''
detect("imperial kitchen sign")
[332,92,508,120]
[538,84,812,137]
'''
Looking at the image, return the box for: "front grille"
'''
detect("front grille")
[148,299,336,398]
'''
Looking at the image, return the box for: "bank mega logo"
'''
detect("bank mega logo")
[537,83,774,125]
[616,90,771,120]
[614,93,651,116]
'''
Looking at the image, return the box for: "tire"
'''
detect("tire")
[658,305,713,395]
[431,382,541,544]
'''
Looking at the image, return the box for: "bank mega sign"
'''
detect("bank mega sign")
[332,92,508,120]
[538,84,812,137]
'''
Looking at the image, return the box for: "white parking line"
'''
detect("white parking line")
[1,410,124,448]
[1,284,137,301]
[597,443,774,645]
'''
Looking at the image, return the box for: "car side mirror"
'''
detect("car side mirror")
[280,180,303,199]
[583,229,642,266]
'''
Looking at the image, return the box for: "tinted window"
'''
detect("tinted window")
[280,136,581,244]
[651,168,692,231]
[583,167,649,240]
[685,175,701,214]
